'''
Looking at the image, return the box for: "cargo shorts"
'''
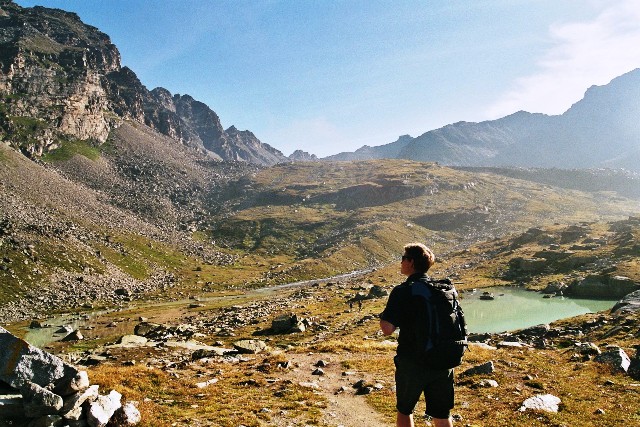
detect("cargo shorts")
[394,354,454,419]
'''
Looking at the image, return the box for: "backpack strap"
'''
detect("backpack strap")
[410,280,438,351]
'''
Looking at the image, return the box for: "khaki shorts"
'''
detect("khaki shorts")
[394,355,454,419]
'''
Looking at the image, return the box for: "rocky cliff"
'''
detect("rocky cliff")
[0,0,287,165]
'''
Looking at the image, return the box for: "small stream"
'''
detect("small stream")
[23,269,373,347]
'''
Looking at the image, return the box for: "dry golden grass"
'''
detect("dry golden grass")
[88,356,327,427]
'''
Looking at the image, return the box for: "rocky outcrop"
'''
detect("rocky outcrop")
[567,275,639,299]
[611,290,640,314]
[289,150,318,162]
[0,326,139,426]
[0,1,287,165]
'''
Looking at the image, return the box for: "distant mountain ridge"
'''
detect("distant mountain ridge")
[326,69,640,171]
[0,1,287,165]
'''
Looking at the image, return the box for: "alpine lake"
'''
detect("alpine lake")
[460,286,618,334]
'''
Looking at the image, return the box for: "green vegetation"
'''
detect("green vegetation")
[42,138,102,162]
[0,237,104,304]
[7,116,48,148]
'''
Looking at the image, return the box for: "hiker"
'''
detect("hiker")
[380,243,454,427]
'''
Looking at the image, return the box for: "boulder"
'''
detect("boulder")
[611,290,640,314]
[519,394,561,412]
[116,335,148,347]
[271,314,306,334]
[233,339,267,354]
[62,330,84,342]
[367,285,388,298]
[461,361,494,376]
[0,326,78,390]
[61,384,99,413]
[133,322,162,338]
[55,371,90,397]
[108,402,141,426]
[86,390,122,427]
[567,275,639,299]
[594,346,631,372]
[21,382,63,417]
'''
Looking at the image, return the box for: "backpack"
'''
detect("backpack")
[410,278,468,369]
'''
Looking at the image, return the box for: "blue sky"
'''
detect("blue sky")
[15,0,640,157]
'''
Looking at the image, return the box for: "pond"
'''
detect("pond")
[460,286,618,334]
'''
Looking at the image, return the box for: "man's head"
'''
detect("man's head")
[402,243,435,274]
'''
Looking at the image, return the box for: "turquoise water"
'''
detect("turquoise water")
[460,286,617,333]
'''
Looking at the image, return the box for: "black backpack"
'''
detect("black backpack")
[410,278,468,369]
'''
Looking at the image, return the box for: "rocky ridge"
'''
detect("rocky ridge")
[325,69,640,171]
[0,0,287,165]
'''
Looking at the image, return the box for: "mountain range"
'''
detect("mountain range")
[2,1,639,170]
[326,69,640,170]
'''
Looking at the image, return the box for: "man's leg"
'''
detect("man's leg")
[432,417,453,427]
[397,411,414,427]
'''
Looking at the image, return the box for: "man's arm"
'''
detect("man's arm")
[380,319,396,336]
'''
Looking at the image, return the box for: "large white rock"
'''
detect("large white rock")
[86,390,122,427]
[519,394,561,412]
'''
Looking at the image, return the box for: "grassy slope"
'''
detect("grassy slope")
[3,139,640,425]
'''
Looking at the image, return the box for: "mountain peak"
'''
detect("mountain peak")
[0,1,287,165]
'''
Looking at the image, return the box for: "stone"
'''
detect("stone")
[461,361,494,376]
[0,326,78,390]
[497,341,528,348]
[594,346,631,372]
[568,275,639,299]
[61,330,84,341]
[611,290,640,314]
[21,382,64,417]
[518,394,561,412]
[56,326,74,334]
[55,370,90,397]
[367,285,388,298]
[61,384,99,413]
[474,379,499,388]
[116,335,148,347]
[108,402,141,426]
[86,390,122,427]
[271,313,303,333]
[195,378,218,388]
[576,342,601,356]
[133,322,162,337]
[62,404,84,421]
[191,347,232,359]
[233,339,267,354]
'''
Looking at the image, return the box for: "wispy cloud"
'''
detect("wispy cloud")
[486,0,640,118]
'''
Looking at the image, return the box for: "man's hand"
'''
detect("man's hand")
[380,319,396,336]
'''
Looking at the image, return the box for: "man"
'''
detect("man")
[380,243,454,427]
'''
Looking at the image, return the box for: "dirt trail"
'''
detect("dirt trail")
[282,352,390,427]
